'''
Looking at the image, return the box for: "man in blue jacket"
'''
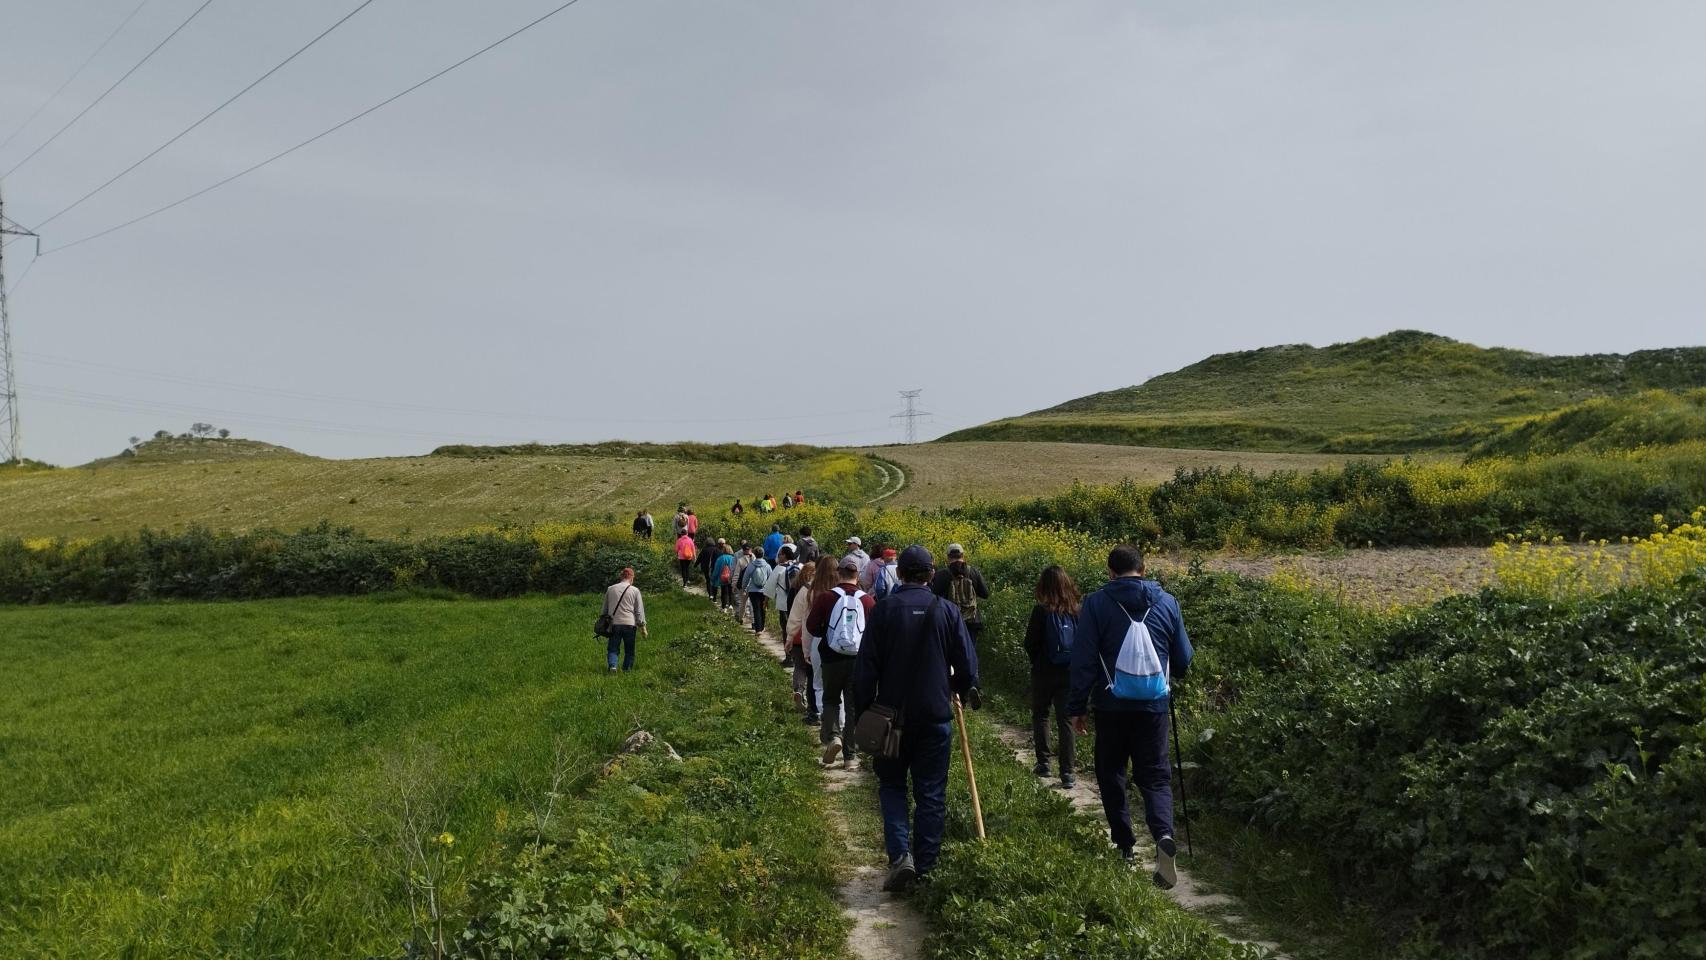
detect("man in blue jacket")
[853,545,981,893]
[763,524,785,563]
[1069,544,1193,889]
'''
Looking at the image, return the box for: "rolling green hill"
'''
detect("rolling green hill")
[943,330,1706,453]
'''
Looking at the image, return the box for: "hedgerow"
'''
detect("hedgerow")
[0,522,665,603]
[955,444,1706,549]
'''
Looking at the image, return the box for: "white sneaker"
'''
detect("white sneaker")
[1153,835,1178,890]
[821,739,842,765]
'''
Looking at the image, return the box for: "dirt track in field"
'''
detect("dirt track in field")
[854,441,1367,509]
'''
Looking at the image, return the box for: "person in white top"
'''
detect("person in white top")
[601,568,648,672]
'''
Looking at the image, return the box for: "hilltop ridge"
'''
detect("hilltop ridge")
[944,330,1706,452]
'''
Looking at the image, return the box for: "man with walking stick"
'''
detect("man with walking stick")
[1068,544,1194,889]
[853,545,981,894]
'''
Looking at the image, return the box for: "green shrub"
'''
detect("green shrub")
[0,522,669,604]
[954,447,1706,551]
[1179,573,1706,958]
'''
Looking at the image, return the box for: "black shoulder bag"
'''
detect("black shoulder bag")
[594,585,632,638]
[852,595,942,760]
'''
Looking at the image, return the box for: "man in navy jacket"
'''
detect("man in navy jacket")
[853,545,981,893]
[1069,544,1193,889]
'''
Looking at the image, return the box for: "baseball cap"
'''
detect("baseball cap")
[946,543,965,558]
[837,556,860,574]
[845,536,863,547]
[897,544,934,576]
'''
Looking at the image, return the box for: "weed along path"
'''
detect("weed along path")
[987,725,1292,957]
[682,583,927,960]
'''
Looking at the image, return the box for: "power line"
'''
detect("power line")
[3,0,222,179]
[36,0,382,231]
[0,0,158,156]
[890,389,931,444]
[20,351,890,426]
[45,0,590,254]
[2,188,40,462]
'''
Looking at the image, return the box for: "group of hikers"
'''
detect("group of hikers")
[730,491,806,515]
[606,508,1193,894]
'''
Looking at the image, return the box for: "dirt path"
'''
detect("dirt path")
[988,723,1290,957]
[683,581,927,960]
[866,459,905,504]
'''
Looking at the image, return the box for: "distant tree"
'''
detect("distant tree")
[128,436,142,449]
[190,422,215,438]
[154,430,172,440]
[217,428,230,439]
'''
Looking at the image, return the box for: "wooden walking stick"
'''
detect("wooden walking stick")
[952,693,986,840]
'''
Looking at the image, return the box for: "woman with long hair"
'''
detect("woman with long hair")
[1024,565,1083,787]
[787,555,843,725]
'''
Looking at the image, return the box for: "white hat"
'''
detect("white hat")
[845,536,863,546]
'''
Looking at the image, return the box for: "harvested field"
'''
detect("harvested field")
[1154,543,1637,608]
[856,441,1359,508]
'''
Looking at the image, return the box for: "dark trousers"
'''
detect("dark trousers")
[748,593,767,633]
[1030,664,1074,773]
[678,559,693,585]
[1093,708,1174,850]
[787,646,816,718]
[606,625,637,671]
[703,568,716,595]
[875,720,953,874]
[818,657,859,757]
[717,581,734,608]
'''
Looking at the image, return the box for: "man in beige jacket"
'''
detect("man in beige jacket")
[602,568,648,672]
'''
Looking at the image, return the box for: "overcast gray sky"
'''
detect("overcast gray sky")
[3,0,1702,465]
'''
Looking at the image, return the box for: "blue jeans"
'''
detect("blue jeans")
[606,625,637,671]
[1093,708,1173,850]
[874,720,953,874]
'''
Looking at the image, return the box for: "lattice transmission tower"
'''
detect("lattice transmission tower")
[0,184,40,465]
[890,389,931,444]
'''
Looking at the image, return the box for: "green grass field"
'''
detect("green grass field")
[0,439,882,539]
[0,592,843,959]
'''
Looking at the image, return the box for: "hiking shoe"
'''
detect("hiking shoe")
[1059,773,1076,789]
[882,854,917,893]
[1119,846,1137,869]
[842,753,858,770]
[1153,835,1178,890]
[792,690,805,708]
[803,713,819,725]
[1032,760,1050,778]
[822,739,842,765]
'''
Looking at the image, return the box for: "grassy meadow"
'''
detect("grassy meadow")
[0,440,882,539]
[0,591,845,959]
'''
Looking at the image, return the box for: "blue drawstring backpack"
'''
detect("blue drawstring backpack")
[1099,602,1169,701]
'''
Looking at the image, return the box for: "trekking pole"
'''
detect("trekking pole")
[951,694,987,840]
[1170,696,1192,859]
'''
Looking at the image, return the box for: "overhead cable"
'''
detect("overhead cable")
[21,354,891,426]
[0,0,157,155]
[3,0,223,179]
[36,0,382,230]
[46,0,589,254]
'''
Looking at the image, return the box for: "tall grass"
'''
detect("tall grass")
[0,593,845,959]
